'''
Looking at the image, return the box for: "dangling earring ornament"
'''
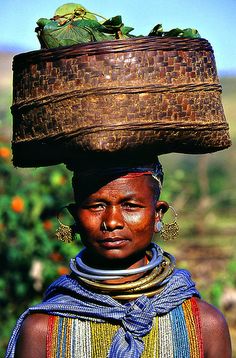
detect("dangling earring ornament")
[55,207,76,243]
[158,206,179,241]
[155,221,163,233]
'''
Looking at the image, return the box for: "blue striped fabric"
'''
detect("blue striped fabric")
[170,305,191,358]
[6,255,199,358]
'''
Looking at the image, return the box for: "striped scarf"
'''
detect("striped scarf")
[6,268,199,358]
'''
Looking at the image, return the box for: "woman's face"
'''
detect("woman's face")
[73,175,161,268]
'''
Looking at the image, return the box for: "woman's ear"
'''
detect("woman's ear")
[154,201,169,233]
[155,201,169,215]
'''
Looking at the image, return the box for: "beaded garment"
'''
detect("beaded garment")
[47,297,203,358]
[6,268,200,358]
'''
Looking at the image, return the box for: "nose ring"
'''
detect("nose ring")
[102,222,108,231]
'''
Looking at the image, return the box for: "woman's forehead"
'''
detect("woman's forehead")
[79,175,155,203]
[92,176,152,194]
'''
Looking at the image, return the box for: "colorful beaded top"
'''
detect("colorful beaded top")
[46,297,203,357]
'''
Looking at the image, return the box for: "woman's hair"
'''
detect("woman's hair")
[71,161,164,204]
[149,176,162,202]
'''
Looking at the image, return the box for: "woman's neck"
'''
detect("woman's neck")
[83,251,148,284]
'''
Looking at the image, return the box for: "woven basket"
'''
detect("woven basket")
[12,36,231,167]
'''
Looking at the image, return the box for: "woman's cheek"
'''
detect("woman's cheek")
[78,212,101,232]
[123,211,143,224]
[126,214,155,233]
[124,213,151,230]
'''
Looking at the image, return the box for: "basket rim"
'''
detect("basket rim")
[13,36,212,69]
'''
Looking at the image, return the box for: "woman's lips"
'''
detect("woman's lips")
[98,237,129,249]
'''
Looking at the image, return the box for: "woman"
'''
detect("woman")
[6,160,232,357]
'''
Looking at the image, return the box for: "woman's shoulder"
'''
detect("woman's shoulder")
[195,297,230,332]
[195,297,232,357]
[15,313,49,358]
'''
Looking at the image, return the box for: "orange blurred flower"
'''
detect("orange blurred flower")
[49,252,63,262]
[57,266,70,276]
[60,176,67,185]
[11,196,25,213]
[43,220,53,231]
[0,147,10,159]
[0,223,5,231]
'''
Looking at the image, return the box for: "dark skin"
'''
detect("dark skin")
[15,176,232,357]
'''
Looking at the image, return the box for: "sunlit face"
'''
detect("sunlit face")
[72,175,161,268]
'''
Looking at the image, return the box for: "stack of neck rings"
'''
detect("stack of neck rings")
[70,243,176,300]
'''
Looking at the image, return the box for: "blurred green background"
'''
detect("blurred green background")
[0,54,236,356]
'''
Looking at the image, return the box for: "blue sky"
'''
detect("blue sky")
[1,0,236,74]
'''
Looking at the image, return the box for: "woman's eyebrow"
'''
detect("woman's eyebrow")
[83,193,145,203]
[120,195,144,201]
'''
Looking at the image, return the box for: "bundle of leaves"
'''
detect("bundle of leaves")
[35,3,135,48]
[35,3,200,49]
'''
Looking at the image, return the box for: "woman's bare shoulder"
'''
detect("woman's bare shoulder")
[15,313,49,358]
[195,298,232,358]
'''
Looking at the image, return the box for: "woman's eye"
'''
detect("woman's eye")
[87,204,105,211]
[122,202,140,209]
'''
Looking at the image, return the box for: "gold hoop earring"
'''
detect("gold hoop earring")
[55,206,76,243]
[159,205,179,241]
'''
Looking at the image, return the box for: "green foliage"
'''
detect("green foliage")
[148,24,200,38]
[160,169,187,202]
[38,19,108,48]
[210,280,225,307]
[35,3,200,49]
[0,143,81,354]
[35,3,136,49]
[203,257,236,308]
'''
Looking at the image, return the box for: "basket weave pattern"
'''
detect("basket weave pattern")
[12,37,231,167]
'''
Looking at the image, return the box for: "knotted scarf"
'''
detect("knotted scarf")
[6,267,199,358]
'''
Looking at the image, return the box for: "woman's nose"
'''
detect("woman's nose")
[102,206,124,231]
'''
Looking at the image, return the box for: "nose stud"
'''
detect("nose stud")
[102,222,108,231]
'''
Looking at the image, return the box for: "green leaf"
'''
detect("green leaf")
[74,19,114,41]
[121,26,135,36]
[181,28,201,38]
[74,18,106,32]
[40,20,96,48]
[102,15,123,28]
[102,15,123,33]
[54,3,97,21]
[148,24,163,37]
[162,27,201,39]
[36,18,51,27]
[163,28,183,37]
[38,18,115,48]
